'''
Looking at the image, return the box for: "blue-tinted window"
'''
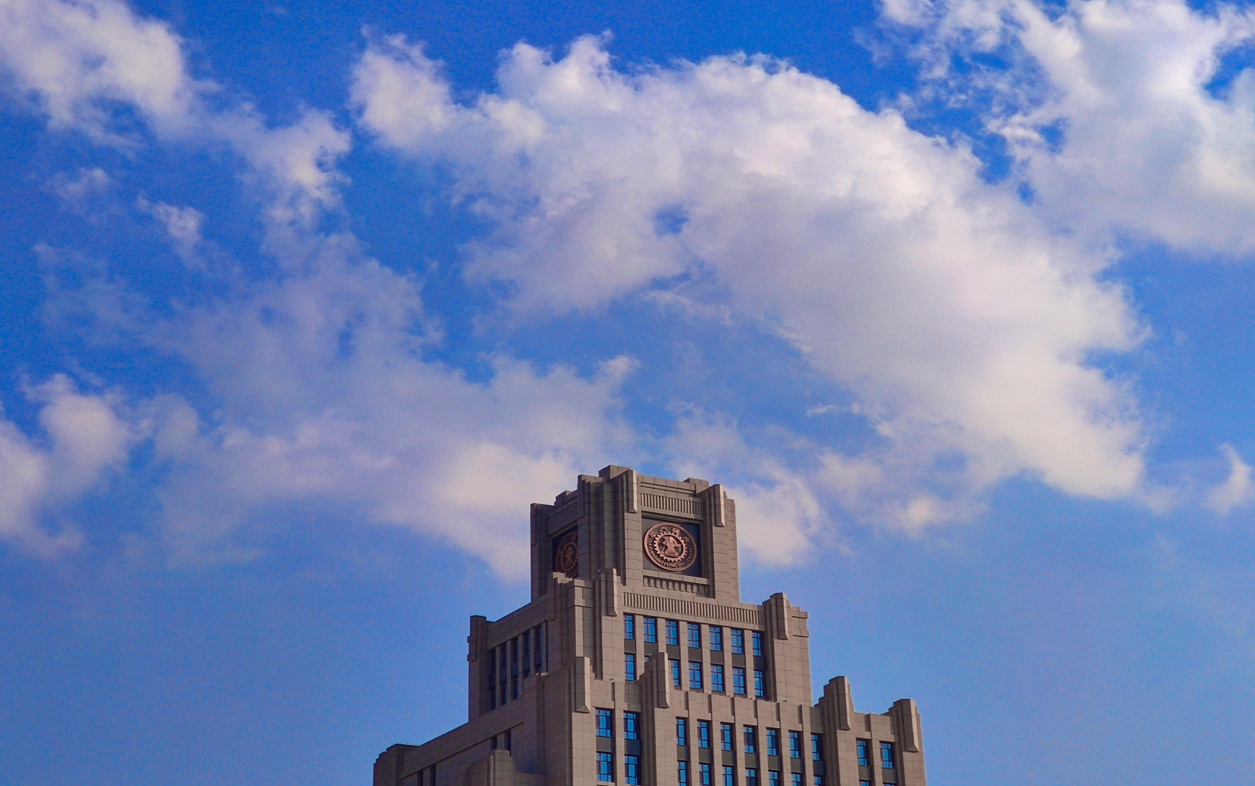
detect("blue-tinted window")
[625,653,637,681]
[789,731,802,759]
[625,754,640,785]
[698,720,711,749]
[676,717,688,746]
[754,669,767,698]
[791,774,803,786]
[723,766,735,786]
[624,614,635,640]
[678,762,689,786]
[666,620,680,646]
[597,708,613,738]
[812,734,822,761]
[671,658,682,689]
[721,723,734,751]
[766,728,780,757]
[710,626,723,651]
[746,768,759,786]
[689,661,703,691]
[732,666,747,696]
[813,777,824,786]
[768,771,782,786]
[644,617,658,643]
[880,742,895,769]
[744,725,757,754]
[700,763,712,786]
[711,664,725,693]
[856,740,869,767]
[687,623,702,649]
[731,629,745,655]
[625,712,640,741]
[859,782,872,786]
[752,631,764,657]
[597,752,614,782]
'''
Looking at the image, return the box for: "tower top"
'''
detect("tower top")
[529,465,741,603]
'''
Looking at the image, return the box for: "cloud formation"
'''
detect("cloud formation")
[887,0,1255,255]
[353,35,1148,524]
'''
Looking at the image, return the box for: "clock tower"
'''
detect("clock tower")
[374,466,928,786]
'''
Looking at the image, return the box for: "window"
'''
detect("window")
[487,649,497,710]
[811,734,822,761]
[625,755,641,786]
[677,717,688,746]
[744,725,758,754]
[754,669,767,698]
[710,626,723,651]
[666,620,680,646]
[534,624,544,674]
[732,666,747,696]
[791,774,803,786]
[860,782,872,786]
[700,763,712,786]
[689,661,704,691]
[711,664,725,693]
[766,728,780,757]
[813,778,824,786]
[624,614,636,640]
[597,752,614,783]
[768,771,781,786]
[522,631,531,675]
[678,762,689,786]
[698,720,711,749]
[645,617,658,643]
[723,766,735,786]
[625,712,640,741]
[856,740,869,767]
[789,731,802,759]
[625,653,637,681]
[752,631,764,657]
[731,629,745,655]
[746,768,759,786]
[687,623,702,649]
[597,709,613,738]
[721,723,734,751]
[671,658,682,689]
[880,742,895,770]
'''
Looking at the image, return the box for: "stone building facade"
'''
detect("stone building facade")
[374,466,927,786]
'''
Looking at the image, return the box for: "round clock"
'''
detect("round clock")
[643,522,697,572]
[554,530,579,578]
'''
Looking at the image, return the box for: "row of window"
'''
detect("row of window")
[486,623,546,710]
[677,720,820,761]
[676,764,825,786]
[596,712,897,776]
[624,654,767,699]
[625,616,764,656]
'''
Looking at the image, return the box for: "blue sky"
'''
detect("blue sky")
[3,0,1255,783]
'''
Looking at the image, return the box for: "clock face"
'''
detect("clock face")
[554,530,579,578]
[643,522,697,572]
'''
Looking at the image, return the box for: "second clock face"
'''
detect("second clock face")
[643,522,697,572]
[554,530,579,578]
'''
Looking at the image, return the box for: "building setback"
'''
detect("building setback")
[374,466,927,786]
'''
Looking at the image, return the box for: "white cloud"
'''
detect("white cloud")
[888,0,1255,255]
[0,0,350,209]
[352,35,1148,520]
[1209,443,1253,515]
[0,376,134,556]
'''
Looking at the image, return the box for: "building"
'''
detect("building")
[374,466,927,786]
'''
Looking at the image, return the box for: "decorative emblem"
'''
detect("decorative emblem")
[554,531,579,578]
[643,522,697,572]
